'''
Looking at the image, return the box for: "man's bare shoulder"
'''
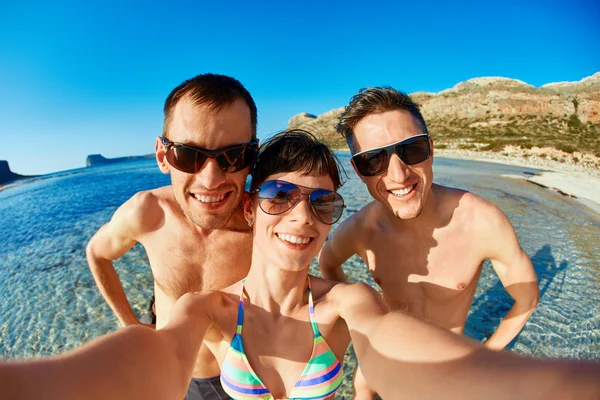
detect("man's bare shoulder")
[433,184,498,221]
[132,186,176,209]
[118,186,177,234]
[457,189,505,225]
[435,184,510,241]
[340,201,382,236]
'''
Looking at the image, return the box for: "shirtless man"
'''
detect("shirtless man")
[86,73,257,399]
[319,87,540,399]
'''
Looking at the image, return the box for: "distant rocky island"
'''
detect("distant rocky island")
[0,161,37,186]
[289,72,600,169]
[4,72,599,185]
[86,153,155,167]
[1,154,155,188]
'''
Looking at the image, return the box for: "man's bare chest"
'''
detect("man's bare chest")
[363,234,483,301]
[141,229,252,298]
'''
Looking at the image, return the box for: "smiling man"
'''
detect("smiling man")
[319,87,540,399]
[86,73,257,399]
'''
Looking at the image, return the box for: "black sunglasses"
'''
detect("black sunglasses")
[351,134,431,177]
[160,137,259,174]
[254,180,345,225]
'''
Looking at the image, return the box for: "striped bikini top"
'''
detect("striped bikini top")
[220,277,343,400]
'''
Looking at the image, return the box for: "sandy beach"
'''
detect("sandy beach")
[436,149,600,214]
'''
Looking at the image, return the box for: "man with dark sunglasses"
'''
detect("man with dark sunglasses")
[319,86,540,399]
[86,73,257,399]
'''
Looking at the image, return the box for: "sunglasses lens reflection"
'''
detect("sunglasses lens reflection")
[310,190,344,224]
[166,143,257,174]
[399,137,430,166]
[354,149,388,176]
[257,181,344,225]
[167,147,205,174]
[353,136,430,176]
[259,181,301,214]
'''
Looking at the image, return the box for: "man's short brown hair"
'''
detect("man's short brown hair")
[163,73,257,140]
[336,86,427,153]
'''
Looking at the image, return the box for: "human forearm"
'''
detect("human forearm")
[318,248,348,282]
[353,312,600,399]
[486,231,539,350]
[485,299,537,350]
[0,326,192,400]
[320,263,347,282]
[87,254,140,326]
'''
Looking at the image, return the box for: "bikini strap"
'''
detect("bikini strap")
[235,279,246,335]
[307,276,320,336]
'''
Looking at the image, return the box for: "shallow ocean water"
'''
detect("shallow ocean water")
[1,154,599,397]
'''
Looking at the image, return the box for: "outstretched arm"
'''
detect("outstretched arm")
[0,292,212,400]
[86,191,163,327]
[476,199,540,350]
[318,214,362,281]
[338,283,599,400]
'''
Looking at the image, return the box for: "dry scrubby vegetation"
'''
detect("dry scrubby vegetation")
[289,74,600,169]
[429,113,600,157]
[290,110,600,163]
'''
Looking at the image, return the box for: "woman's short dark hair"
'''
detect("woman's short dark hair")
[250,129,344,192]
[336,86,427,153]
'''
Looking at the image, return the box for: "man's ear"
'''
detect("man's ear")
[350,158,367,184]
[155,136,170,174]
[242,192,255,226]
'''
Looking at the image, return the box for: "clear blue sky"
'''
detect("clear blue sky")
[1,0,598,175]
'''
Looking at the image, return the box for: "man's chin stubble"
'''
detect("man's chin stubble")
[185,209,235,230]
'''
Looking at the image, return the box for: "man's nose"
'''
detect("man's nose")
[195,158,227,189]
[385,154,410,182]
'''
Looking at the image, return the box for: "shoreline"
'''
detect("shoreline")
[435,149,600,214]
[3,149,599,214]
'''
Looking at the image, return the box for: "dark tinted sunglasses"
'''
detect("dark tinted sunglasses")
[351,134,431,177]
[161,137,258,174]
[254,180,345,225]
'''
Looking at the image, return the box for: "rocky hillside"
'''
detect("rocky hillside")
[288,72,600,166]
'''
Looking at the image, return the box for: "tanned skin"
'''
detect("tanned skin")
[86,98,254,378]
[319,110,540,399]
[3,170,597,400]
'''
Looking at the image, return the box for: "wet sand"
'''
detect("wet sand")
[436,149,600,214]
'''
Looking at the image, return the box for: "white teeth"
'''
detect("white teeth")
[277,233,311,245]
[391,185,414,196]
[194,194,226,203]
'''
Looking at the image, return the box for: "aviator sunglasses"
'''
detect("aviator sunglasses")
[254,180,346,225]
[352,133,431,177]
[161,136,259,174]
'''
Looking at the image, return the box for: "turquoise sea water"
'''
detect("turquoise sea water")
[1,154,599,397]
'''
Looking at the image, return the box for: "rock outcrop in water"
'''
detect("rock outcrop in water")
[0,160,34,186]
[288,72,600,166]
[86,153,155,167]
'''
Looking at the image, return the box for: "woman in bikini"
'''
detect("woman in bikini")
[2,130,599,400]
